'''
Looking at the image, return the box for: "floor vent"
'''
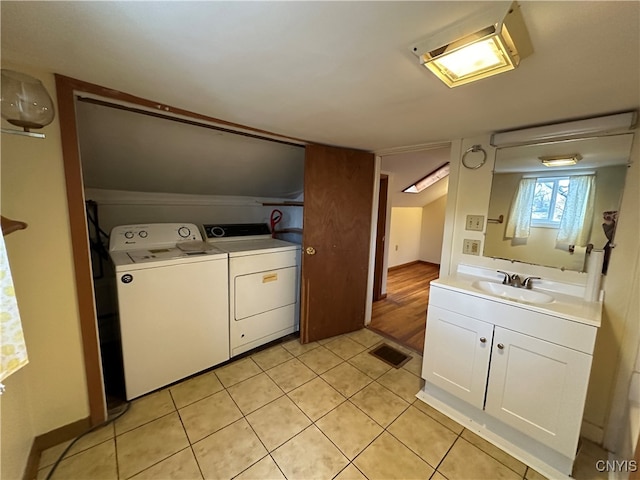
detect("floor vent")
[369,343,411,368]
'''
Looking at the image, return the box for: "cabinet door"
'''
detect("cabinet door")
[485,327,592,458]
[422,305,494,408]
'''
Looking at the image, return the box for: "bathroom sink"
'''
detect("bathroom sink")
[471,280,554,304]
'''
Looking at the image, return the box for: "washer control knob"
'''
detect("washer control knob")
[178,226,191,238]
[139,230,148,238]
[124,231,134,239]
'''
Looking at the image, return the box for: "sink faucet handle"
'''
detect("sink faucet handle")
[497,270,510,284]
[523,276,541,289]
[510,274,523,287]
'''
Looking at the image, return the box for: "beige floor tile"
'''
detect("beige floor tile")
[321,362,373,397]
[130,447,203,479]
[246,396,312,451]
[387,406,458,467]
[431,472,448,480]
[282,338,320,356]
[438,437,521,480]
[178,390,243,443]
[266,358,317,392]
[38,423,114,469]
[251,344,294,370]
[402,355,424,377]
[115,389,176,435]
[347,328,385,348]
[272,425,349,479]
[169,370,224,409]
[377,367,425,403]
[193,418,267,480]
[354,431,434,480]
[227,372,284,414]
[412,399,464,434]
[350,381,409,428]
[572,440,609,480]
[461,429,527,476]
[215,357,263,388]
[116,412,190,478]
[348,350,392,379]
[234,455,285,480]
[298,346,343,374]
[324,336,367,360]
[38,439,117,480]
[334,463,369,480]
[315,401,383,460]
[288,376,346,421]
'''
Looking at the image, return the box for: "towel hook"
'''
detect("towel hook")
[462,144,487,170]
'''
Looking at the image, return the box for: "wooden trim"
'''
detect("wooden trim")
[373,175,388,301]
[22,417,91,480]
[388,260,440,271]
[53,73,318,426]
[55,75,106,426]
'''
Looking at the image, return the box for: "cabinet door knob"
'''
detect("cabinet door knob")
[479,337,487,343]
[497,343,505,350]
[305,246,316,255]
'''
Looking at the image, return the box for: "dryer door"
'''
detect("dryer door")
[234,266,298,320]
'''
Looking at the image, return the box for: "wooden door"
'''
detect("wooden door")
[485,327,592,458]
[373,175,388,301]
[300,144,375,343]
[422,305,493,408]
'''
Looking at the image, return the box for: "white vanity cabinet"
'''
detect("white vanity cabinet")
[419,279,600,477]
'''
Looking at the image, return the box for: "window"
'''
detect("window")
[531,177,569,226]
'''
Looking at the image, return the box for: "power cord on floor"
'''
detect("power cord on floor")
[44,402,131,480]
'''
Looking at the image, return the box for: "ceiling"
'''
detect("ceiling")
[2,1,639,201]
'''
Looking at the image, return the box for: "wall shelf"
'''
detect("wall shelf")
[262,202,304,207]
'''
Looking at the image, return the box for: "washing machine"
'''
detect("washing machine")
[202,223,301,357]
[109,223,229,400]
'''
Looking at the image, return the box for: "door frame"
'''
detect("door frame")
[373,174,389,300]
[54,74,308,424]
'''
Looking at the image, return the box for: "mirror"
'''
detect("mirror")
[484,133,634,272]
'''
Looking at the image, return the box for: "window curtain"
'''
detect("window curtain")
[505,177,536,239]
[556,175,596,246]
[0,232,29,386]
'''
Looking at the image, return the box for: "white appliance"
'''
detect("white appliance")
[109,223,229,400]
[203,223,301,357]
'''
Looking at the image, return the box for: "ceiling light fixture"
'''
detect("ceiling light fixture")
[540,154,583,167]
[403,163,450,193]
[410,2,532,88]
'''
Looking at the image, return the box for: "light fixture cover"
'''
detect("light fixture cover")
[539,154,583,167]
[410,2,533,87]
[403,163,450,193]
[1,69,55,131]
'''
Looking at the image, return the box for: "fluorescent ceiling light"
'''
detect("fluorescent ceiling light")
[410,2,532,88]
[540,154,583,167]
[403,163,450,193]
[491,111,638,147]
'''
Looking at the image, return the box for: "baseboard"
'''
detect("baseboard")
[23,417,91,480]
[388,260,440,271]
[581,419,604,444]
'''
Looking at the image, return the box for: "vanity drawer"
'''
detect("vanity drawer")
[428,285,597,354]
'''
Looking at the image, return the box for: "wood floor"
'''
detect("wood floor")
[369,261,440,353]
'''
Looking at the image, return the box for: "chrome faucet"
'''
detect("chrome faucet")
[496,271,540,289]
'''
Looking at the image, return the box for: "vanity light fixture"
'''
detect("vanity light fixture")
[491,111,638,147]
[403,162,450,193]
[410,2,533,88]
[1,69,55,139]
[540,154,583,167]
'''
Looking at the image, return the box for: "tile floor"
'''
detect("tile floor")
[37,329,609,480]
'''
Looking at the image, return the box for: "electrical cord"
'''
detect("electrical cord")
[44,402,130,480]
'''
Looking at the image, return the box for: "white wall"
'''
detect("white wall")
[387,207,423,268]
[441,131,640,448]
[1,63,90,479]
[420,195,446,264]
